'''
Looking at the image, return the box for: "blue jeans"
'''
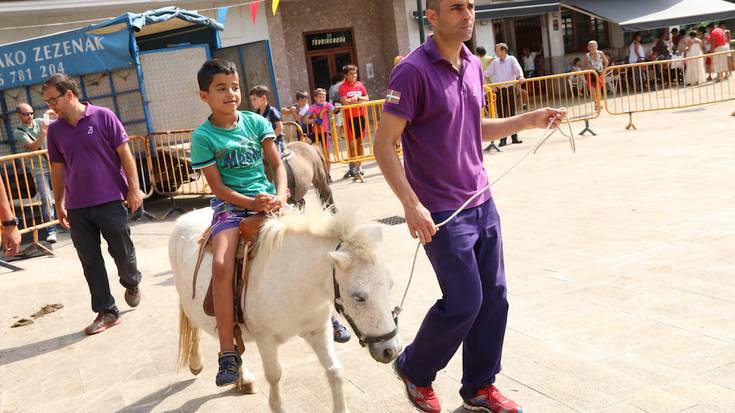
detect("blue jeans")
[34,172,56,235]
[396,198,508,399]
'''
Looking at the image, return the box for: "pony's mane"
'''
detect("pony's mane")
[255,207,377,258]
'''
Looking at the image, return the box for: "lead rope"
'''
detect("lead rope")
[394,112,576,318]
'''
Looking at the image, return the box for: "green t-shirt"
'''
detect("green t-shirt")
[14,118,48,175]
[191,111,276,197]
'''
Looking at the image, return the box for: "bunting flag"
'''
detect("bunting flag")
[249,2,260,24]
[272,0,280,16]
[216,6,229,26]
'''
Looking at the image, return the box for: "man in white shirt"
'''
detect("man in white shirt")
[484,43,525,147]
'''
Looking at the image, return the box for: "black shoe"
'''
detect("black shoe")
[498,138,507,147]
[511,138,523,144]
[332,316,351,343]
[216,348,242,386]
[343,170,355,179]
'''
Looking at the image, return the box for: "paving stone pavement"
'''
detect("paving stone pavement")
[1,102,734,412]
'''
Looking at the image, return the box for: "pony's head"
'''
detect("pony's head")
[328,224,402,363]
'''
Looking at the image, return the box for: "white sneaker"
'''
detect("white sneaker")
[46,233,57,243]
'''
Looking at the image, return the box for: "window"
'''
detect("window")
[561,9,610,52]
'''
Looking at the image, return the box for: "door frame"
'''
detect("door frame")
[303,28,358,93]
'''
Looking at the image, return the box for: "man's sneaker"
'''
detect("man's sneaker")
[45,232,57,243]
[332,316,351,343]
[392,359,441,413]
[216,349,242,387]
[463,384,523,413]
[124,286,141,308]
[84,312,121,335]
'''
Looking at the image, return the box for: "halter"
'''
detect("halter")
[331,241,399,347]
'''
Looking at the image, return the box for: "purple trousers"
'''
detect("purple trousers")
[397,197,509,400]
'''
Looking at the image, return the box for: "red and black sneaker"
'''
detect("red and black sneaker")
[392,360,441,413]
[463,384,523,413]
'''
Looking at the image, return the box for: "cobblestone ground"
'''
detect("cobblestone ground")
[1,102,734,412]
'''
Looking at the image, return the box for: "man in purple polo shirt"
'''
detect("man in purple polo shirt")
[374,1,564,412]
[44,73,143,336]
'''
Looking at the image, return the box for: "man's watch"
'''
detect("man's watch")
[2,217,19,227]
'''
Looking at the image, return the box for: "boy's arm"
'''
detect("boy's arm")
[262,139,287,211]
[274,121,284,136]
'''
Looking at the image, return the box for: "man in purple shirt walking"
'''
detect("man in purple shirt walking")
[44,73,143,335]
[374,1,564,412]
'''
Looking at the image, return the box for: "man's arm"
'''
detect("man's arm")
[115,142,142,213]
[374,112,437,245]
[0,180,21,257]
[482,108,566,142]
[50,162,69,229]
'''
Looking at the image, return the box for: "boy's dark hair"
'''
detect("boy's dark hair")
[697,26,707,33]
[249,85,270,98]
[42,73,80,97]
[572,57,581,64]
[314,88,327,96]
[342,64,358,75]
[197,59,238,91]
[706,23,715,29]
[296,90,309,100]
[331,73,345,84]
[476,46,487,56]
[496,43,509,52]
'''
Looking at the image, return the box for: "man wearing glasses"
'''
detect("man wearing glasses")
[43,73,143,335]
[14,102,57,243]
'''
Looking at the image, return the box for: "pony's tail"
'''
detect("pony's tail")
[178,304,202,375]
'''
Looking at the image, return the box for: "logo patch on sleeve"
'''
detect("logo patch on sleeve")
[386,89,401,104]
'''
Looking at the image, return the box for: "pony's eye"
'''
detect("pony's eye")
[352,293,367,303]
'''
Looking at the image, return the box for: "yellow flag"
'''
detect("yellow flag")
[272,0,280,15]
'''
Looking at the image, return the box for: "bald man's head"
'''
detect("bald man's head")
[16,103,34,125]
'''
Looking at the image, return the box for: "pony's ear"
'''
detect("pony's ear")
[328,251,352,271]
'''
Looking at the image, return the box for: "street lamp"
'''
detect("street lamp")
[417,0,426,43]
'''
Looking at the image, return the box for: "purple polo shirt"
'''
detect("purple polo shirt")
[47,103,129,209]
[383,36,490,213]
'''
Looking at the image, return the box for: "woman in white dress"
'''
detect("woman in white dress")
[684,31,706,85]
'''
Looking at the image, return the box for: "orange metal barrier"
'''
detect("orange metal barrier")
[485,70,601,123]
[148,130,211,197]
[329,99,388,165]
[603,50,735,129]
[0,150,58,255]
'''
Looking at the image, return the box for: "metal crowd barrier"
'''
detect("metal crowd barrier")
[485,70,601,135]
[329,99,387,165]
[127,135,157,220]
[0,150,58,256]
[602,49,735,129]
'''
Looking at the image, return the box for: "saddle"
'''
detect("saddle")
[192,214,268,325]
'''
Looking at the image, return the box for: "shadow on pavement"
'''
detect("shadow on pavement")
[0,330,85,367]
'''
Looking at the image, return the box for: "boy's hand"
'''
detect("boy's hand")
[251,194,272,212]
[267,194,286,213]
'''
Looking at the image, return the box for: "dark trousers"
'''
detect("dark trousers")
[68,200,141,314]
[396,198,509,400]
[495,87,519,142]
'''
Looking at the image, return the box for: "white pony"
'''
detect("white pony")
[171,207,401,413]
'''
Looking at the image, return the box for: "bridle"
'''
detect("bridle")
[331,241,399,347]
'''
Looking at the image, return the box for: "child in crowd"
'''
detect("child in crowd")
[338,64,369,178]
[305,88,334,182]
[191,59,287,386]
[283,90,310,134]
[249,85,285,153]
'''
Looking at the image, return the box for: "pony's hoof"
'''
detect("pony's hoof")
[190,365,203,376]
[236,378,257,394]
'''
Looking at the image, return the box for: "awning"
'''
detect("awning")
[412,0,559,21]
[476,0,560,20]
[562,0,735,32]
[88,7,224,37]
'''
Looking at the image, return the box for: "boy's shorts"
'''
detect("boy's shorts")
[210,198,258,238]
[345,116,366,142]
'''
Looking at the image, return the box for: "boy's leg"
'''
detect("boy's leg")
[211,227,240,352]
[397,208,482,386]
[94,201,142,290]
[459,198,509,400]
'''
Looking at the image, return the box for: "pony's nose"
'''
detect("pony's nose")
[382,348,395,361]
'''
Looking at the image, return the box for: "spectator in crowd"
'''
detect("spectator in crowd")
[43,73,143,335]
[698,26,713,81]
[484,43,524,147]
[653,30,671,60]
[671,28,682,51]
[249,85,285,153]
[328,73,345,106]
[719,22,732,45]
[476,46,494,83]
[1,183,21,257]
[338,64,369,178]
[305,88,335,182]
[684,31,706,86]
[583,40,609,112]
[629,32,645,63]
[570,57,583,72]
[14,103,57,243]
[709,23,730,80]
[520,47,540,78]
[283,90,310,133]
